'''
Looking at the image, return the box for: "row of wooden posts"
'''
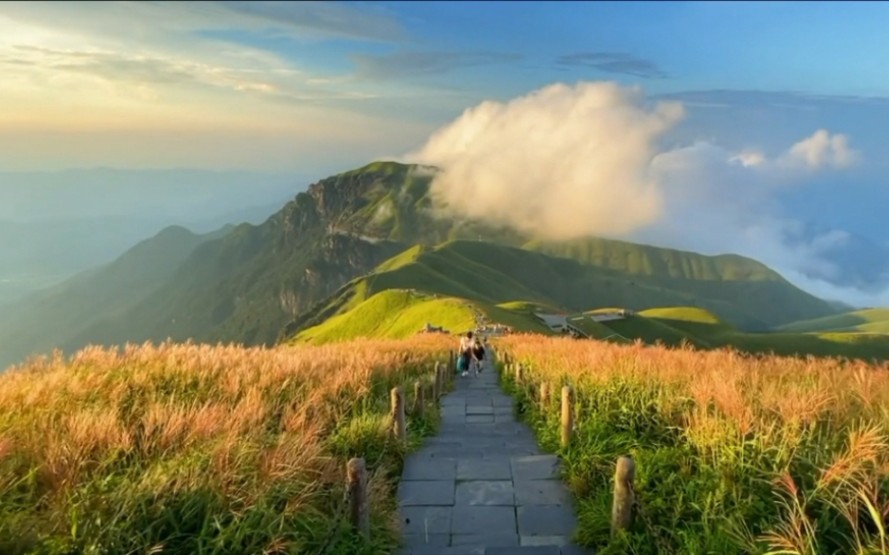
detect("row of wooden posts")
[345,357,455,538]
[343,351,635,540]
[501,352,636,538]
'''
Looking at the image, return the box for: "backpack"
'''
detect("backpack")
[457,353,469,371]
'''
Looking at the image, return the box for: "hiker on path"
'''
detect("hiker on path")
[458,331,475,377]
[472,336,486,374]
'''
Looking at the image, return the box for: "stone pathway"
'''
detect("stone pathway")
[396,356,591,554]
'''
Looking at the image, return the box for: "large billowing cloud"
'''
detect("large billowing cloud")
[410,81,872,304]
[412,81,684,240]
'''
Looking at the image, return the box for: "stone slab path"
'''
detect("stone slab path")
[396,356,592,555]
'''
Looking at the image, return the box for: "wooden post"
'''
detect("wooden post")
[560,385,573,448]
[611,456,635,536]
[391,387,406,443]
[438,361,447,389]
[539,382,550,411]
[433,365,441,401]
[515,363,523,384]
[413,380,424,417]
[347,457,369,537]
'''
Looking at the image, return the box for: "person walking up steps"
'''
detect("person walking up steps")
[458,331,474,377]
[472,336,486,375]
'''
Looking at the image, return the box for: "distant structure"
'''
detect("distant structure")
[420,322,449,334]
[476,323,512,336]
[534,312,568,332]
[535,308,632,339]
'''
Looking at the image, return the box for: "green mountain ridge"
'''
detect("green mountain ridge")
[284,238,836,339]
[0,161,843,369]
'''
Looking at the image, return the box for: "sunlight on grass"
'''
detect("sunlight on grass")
[499,335,889,554]
[0,337,453,554]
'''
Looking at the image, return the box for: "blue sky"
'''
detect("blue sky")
[2,1,889,303]
[2,1,888,174]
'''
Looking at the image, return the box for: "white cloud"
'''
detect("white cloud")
[780,129,859,170]
[639,132,866,302]
[411,81,684,240]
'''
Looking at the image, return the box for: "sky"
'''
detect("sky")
[3,1,888,173]
[3,1,889,304]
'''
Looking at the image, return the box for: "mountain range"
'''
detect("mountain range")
[0,169,300,306]
[0,161,845,369]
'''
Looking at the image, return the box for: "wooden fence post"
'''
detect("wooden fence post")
[611,456,635,536]
[539,382,550,411]
[515,363,523,384]
[561,385,573,448]
[413,380,424,417]
[347,457,369,537]
[433,364,441,401]
[391,387,406,443]
[438,361,448,389]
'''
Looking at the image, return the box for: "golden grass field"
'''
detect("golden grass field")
[497,335,889,554]
[0,337,453,554]
[5,331,889,554]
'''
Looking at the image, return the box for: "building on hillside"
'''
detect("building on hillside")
[421,322,449,334]
[534,312,569,332]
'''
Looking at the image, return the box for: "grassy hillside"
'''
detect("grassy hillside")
[524,236,777,281]
[525,237,835,328]
[778,308,889,333]
[585,306,889,361]
[722,330,889,360]
[294,289,551,344]
[287,240,838,341]
[638,306,732,339]
[638,306,726,324]
[496,300,564,314]
[599,314,711,348]
[295,290,476,343]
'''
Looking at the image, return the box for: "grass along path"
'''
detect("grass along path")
[498,335,889,554]
[0,338,452,554]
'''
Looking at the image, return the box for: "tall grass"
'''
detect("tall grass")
[498,335,889,554]
[0,337,453,554]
